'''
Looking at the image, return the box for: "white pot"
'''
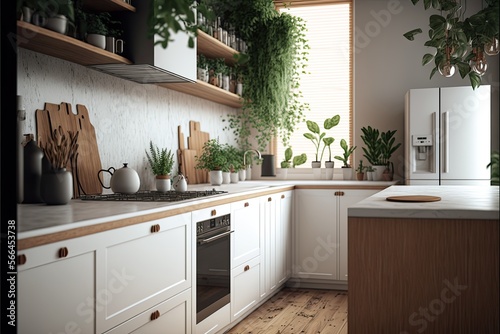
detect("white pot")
[45,15,67,34]
[371,165,386,181]
[222,172,231,184]
[238,169,246,181]
[312,161,321,179]
[277,168,288,180]
[342,167,353,180]
[155,176,171,192]
[222,75,230,90]
[230,172,239,183]
[210,170,223,186]
[86,34,106,49]
[245,166,252,180]
[22,7,33,23]
[366,171,374,181]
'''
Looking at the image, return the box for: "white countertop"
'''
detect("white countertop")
[348,185,499,220]
[18,180,396,239]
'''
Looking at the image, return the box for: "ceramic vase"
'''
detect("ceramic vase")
[155,175,171,192]
[45,15,68,34]
[324,161,334,180]
[312,161,321,179]
[245,166,252,180]
[86,34,106,49]
[230,172,239,183]
[222,172,231,184]
[238,169,246,181]
[372,165,386,181]
[210,170,223,186]
[40,168,73,205]
[342,167,353,180]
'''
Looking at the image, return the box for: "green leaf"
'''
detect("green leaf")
[469,72,482,90]
[306,120,320,134]
[429,66,438,79]
[323,137,334,146]
[422,53,435,66]
[429,15,446,30]
[403,28,423,41]
[457,61,471,78]
[292,154,307,167]
[304,133,315,140]
[284,147,292,161]
[324,115,340,129]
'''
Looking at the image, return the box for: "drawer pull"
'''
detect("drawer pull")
[58,247,69,258]
[268,197,272,202]
[18,254,27,265]
[211,209,217,216]
[244,202,249,207]
[244,265,250,272]
[281,194,285,199]
[150,310,160,321]
[151,224,161,233]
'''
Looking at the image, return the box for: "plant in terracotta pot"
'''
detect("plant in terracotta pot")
[195,139,227,185]
[334,138,356,180]
[355,160,366,181]
[145,141,175,192]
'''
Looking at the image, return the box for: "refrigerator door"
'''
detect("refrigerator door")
[404,88,440,184]
[440,86,491,183]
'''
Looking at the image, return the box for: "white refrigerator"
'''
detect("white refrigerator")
[404,85,491,185]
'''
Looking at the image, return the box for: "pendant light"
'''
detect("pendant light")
[470,47,488,76]
[484,37,499,56]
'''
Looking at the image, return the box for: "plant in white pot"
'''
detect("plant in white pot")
[360,126,385,181]
[145,141,175,192]
[379,129,401,181]
[334,138,356,180]
[195,139,227,186]
[280,147,307,179]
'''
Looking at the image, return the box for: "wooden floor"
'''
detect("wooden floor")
[225,288,348,334]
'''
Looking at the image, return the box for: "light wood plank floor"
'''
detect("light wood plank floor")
[225,288,348,334]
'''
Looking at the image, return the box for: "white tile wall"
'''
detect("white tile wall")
[17,49,239,190]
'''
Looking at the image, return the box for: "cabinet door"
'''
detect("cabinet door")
[338,189,379,281]
[259,194,277,298]
[105,289,192,334]
[231,198,260,268]
[18,238,97,334]
[231,256,261,322]
[97,213,191,333]
[294,189,338,280]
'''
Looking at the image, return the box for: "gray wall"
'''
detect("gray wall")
[354,0,499,180]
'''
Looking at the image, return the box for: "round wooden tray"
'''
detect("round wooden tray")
[386,195,441,202]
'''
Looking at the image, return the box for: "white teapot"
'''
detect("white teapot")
[98,163,140,194]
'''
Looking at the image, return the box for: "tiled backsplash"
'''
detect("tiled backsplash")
[17,49,238,190]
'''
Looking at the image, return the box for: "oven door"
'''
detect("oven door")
[196,227,232,324]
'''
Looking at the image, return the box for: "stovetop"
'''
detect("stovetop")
[80,189,228,202]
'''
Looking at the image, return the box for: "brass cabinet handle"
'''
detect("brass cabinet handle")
[244,265,250,272]
[244,202,249,207]
[334,191,345,196]
[211,209,217,216]
[58,247,69,258]
[281,194,285,199]
[18,254,27,265]
[268,197,272,202]
[150,310,160,321]
[151,224,161,233]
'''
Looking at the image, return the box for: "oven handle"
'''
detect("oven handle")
[198,230,234,244]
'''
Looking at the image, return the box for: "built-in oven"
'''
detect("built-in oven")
[196,213,232,324]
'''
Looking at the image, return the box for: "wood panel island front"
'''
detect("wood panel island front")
[347,185,499,334]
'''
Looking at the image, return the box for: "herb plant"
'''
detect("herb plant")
[145,141,175,176]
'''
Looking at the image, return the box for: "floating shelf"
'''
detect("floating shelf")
[197,30,239,65]
[17,21,132,66]
[83,0,136,12]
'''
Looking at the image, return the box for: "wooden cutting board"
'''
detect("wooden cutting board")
[386,195,441,202]
[187,120,209,183]
[178,125,197,184]
[36,102,102,198]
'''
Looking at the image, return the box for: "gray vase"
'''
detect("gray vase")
[41,168,73,205]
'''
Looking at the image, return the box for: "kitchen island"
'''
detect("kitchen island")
[347,185,499,334]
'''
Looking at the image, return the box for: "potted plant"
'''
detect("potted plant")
[365,165,376,181]
[303,115,340,168]
[225,144,244,183]
[84,12,111,49]
[197,54,209,82]
[279,147,307,179]
[360,126,385,181]
[355,160,366,181]
[380,129,401,181]
[145,141,175,192]
[334,138,356,180]
[487,151,499,186]
[17,0,38,23]
[195,138,227,185]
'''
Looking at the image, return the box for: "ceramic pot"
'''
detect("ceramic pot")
[155,175,171,192]
[230,172,239,183]
[238,169,246,181]
[210,170,223,186]
[86,34,106,49]
[22,6,33,23]
[245,166,252,180]
[366,171,374,181]
[372,165,386,181]
[356,172,365,181]
[324,161,334,180]
[32,12,47,27]
[45,15,67,34]
[311,161,321,179]
[342,167,353,180]
[277,168,288,180]
[40,168,73,205]
[222,172,231,184]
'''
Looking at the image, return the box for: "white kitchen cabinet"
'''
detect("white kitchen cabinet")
[230,256,261,322]
[259,191,293,299]
[230,198,260,268]
[293,189,379,285]
[18,235,100,334]
[104,288,192,334]
[97,213,191,333]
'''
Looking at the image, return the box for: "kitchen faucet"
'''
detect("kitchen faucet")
[243,149,261,167]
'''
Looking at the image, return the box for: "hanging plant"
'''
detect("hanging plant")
[403,0,499,89]
[210,0,310,151]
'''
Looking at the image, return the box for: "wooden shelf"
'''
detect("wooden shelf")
[197,29,239,66]
[83,0,136,12]
[159,80,243,108]
[17,21,132,66]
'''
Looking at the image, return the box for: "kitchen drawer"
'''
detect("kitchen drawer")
[192,203,231,222]
[231,197,260,268]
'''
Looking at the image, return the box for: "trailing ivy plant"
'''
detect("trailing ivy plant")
[210,0,310,151]
[403,0,499,89]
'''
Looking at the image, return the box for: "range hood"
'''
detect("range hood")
[89,0,196,84]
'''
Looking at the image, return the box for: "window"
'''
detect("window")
[276,1,352,168]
